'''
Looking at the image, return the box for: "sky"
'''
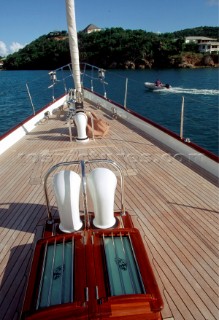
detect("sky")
[0,0,218,57]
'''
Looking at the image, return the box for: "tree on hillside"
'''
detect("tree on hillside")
[4,26,219,70]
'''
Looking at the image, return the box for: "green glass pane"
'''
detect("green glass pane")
[104,236,145,296]
[38,241,73,308]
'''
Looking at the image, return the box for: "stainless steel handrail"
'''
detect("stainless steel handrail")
[81,160,89,228]
[44,159,125,225]
[36,241,48,310]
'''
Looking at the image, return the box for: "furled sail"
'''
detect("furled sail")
[65,0,81,93]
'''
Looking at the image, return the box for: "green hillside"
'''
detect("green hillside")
[3,26,219,70]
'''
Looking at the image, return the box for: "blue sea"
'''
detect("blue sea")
[0,68,218,155]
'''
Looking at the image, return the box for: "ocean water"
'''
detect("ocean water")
[0,68,218,155]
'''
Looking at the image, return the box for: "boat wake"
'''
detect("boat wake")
[156,87,219,95]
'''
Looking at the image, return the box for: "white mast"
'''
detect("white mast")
[65,0,81,93]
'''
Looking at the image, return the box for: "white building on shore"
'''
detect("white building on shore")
[185,36,219,54]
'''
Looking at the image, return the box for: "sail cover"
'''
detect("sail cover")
[65,0,81,93]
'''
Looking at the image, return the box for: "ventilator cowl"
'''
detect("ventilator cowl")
[87,168,117,229]
[74,111,89,143]
[53,170,82,232]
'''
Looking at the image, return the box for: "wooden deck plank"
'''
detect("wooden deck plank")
[0,102,218,320]
[138,220,217,320]
[126,197,218,296]
[129,178,217,263]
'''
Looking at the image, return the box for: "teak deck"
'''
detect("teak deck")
[0,101,218,320]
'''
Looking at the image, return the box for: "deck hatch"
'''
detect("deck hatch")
[36,237,74,309]
[103,234,145,296]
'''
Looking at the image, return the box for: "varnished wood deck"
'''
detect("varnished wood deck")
[0,101,218,320]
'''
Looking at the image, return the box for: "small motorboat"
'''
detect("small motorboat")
[144,82,171,91]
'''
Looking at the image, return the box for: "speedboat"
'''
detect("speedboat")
[144,82,171,90]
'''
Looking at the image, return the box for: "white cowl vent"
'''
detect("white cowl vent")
[74,111,89,143]
[53,170,82,232]
[87,168,117,229]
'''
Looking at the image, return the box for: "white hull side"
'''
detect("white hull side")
[84,89,218,178]
[0,95,67,155]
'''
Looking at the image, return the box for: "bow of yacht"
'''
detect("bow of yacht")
[0,0,218,319]
[0,80,218,319]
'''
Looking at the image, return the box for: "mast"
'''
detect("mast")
[65,0,88,143]
[65,0,81,94]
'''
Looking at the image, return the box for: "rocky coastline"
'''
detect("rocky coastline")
[108,53,219,70]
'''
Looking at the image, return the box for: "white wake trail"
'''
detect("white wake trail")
[169,87,219,95]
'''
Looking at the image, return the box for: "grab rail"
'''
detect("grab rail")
[44,159,125,227]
